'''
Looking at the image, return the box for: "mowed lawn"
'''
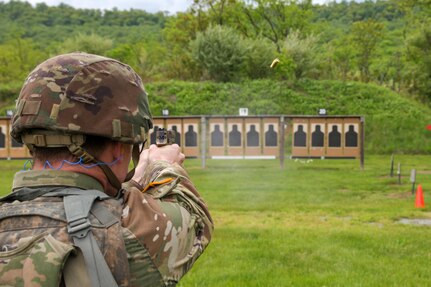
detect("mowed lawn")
[1,155,431,286]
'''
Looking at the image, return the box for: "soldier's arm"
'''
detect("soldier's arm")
[121,145,213,285]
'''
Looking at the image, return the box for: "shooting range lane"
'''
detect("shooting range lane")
[291,116,362,159]
[0,116,364,163]
[0,118,30,159]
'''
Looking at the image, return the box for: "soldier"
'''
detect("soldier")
[0,52,213,286]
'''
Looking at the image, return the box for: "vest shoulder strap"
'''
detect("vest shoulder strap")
[62,191,119,287]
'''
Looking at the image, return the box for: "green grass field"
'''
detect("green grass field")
[1,156,431,286]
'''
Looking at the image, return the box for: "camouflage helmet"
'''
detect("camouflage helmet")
[11,52,153,148]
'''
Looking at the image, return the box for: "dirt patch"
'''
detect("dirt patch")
[337,189,351,193]
[418,170,431,175]
[367,222,384,228]
[379,175,406,179]
[398,218,431,226]
[387,191,412,199]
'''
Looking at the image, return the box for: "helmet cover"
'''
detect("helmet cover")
[11,52,153,145]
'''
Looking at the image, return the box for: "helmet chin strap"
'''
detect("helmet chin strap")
[124,143,142,182]
[68,143,122,193]
[68,142,142,196]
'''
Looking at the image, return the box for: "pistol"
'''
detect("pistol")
[155,128,176,147]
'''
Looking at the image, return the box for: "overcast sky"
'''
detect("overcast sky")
[3,0,334,15]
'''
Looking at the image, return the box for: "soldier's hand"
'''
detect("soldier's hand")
[132,144,185,184]
[147,144,185,165]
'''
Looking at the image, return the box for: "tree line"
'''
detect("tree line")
[0,0,430,103]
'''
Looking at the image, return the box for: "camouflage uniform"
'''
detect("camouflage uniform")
[0,52,213,286]
[0,162,212,286]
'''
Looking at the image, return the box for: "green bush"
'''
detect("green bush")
[190,25,246,82]
[0,82,21,115]
[244,38,277,79]
[0,82,21,102]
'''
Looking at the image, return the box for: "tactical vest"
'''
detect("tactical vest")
[0,187,130,287]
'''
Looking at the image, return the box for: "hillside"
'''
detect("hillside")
[2,79,430,154]
[146,79,431,154]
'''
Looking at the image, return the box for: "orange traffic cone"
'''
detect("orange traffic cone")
[415,184,425,208]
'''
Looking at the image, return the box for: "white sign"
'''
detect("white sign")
[410,169,416,183]
[318,109,327,115]
[239,108,248,116]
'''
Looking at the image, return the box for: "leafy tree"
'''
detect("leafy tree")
[244,37,277,79]
[405,26,431,100]
[163,12,207,80]
[313,0,402,23]
[282,30,320,80]
[107,41,169,81]
[331,36,355,81]
[350,19,384,82]
[0,37,45,83]
[395,0,431,27]
[190,25,246,82]
[107,43,143,70]
[395,0,431,100]
[138,41,169,81]
[370,52,402,89]
[235,0,313,52]
[59,33,113,55]
[191,0,231,25]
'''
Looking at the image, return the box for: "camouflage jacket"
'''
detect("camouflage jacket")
[0,161,213,286]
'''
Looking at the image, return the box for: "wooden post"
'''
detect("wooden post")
[360,116,365,170]
[6,122,11,160]
[410,169,416,195]
[390,154,394,177]
[200,116,207,169]
[280,116,285,169]
[397,163,401,185]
